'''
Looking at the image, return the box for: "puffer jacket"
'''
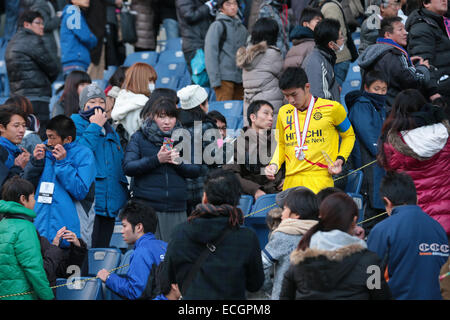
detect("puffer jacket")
[284,26,315,69]
[236,41,284,123]
[5,27,59,100]
[280,229,391,300]
[0,200,54,300]
[382,120,450,235]
[406,9,450,97]
[176,0,214,55]
[131,0,157,50]
[204,13,249,88]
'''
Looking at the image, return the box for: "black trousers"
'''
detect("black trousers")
[91,215,116,248]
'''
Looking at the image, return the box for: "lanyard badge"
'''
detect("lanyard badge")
[294,96,315,161]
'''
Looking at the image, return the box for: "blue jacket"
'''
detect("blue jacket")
[106,233,167,300]
[71,115,129,218]
[123,130,202,212]
[367,205,449,300]
[23,142,96,242]
[347,91,387,209]
[60,5,97,69]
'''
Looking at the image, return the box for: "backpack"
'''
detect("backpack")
[191,20,228,87]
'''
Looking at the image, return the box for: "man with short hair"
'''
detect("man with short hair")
[358,16,432,108]
[367,171,448,300]
[223,100,284,200]
[5,10,59,139]
[359,0,401,54]
[406,0,450,103]
[97,199,167,300]
[265,67,355,194]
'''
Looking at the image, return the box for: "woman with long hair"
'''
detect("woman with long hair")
[279,193,391,300]
[378,89,450,237]
[51,70,92,117]
[111,62,158,145]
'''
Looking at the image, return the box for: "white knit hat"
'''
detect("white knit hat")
[177,85,208,110]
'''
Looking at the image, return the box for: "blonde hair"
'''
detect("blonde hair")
[121,62,158,97]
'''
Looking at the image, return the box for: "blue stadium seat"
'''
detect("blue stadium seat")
[87,248,122,276]
[244,193,278,249]
[55,278,103,300]
[345,170,364,223]
[156,75,179,90]
[164,37,183,51]
[238,195,254,216]
[177,70,192,90]
[123,51,159,67]
[109,222,129,251]
[158,49,185,65]
[92,79,107,90]
[155,61,187,78]
[208,100,243,136]
[103,65,118,83]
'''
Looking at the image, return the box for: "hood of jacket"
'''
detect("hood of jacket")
[111,89,149,121]
[236,41,275,70]
[357,43,393,69]
[289,26,314,42]
[183,215,232,245]
[0,200,36,219]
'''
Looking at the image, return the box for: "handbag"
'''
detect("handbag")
[191,49,210,87]
[180,227,232,297]
[120,2,137,44]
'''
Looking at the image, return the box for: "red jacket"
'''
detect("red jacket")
[383,122,450,235]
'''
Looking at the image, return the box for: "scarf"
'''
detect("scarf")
[316,44,337,66]
[188,203,244,228]
[410,103,446,128]
[0,136,22,169]
[272,218,318,236]
[376,37,412,64]
[361,91,387,111]
[79,106,114,134]
[140,118,182,147]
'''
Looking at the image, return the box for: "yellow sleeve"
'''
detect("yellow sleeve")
[269,108,286,171]
[333,103,355,162]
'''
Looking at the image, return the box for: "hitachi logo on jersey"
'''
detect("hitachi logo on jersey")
[286,130,323,141]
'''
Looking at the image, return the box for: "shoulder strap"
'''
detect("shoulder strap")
[218,20,227,52]
[0,213,34,222]
[181,227,233,297]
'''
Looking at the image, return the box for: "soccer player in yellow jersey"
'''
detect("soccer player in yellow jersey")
[265,67,355,193]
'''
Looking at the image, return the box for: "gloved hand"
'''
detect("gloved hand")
[205,0,217,16]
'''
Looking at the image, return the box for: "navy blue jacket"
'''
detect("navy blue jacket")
[106,233,167,300]
[347,90,386,209]
[123,130,202,212]
[367,205,449,300]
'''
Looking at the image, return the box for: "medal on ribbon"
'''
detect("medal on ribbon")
[294,96,315,161]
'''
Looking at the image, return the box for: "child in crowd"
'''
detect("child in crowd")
[204,0,248,101]
[0,176,54,300]
[123,98,202,242]
[261,187,319,300]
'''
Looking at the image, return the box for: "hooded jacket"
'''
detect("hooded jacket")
[280,229,391,300]
[357,40,431,107]
[367,205,448,300]
[406,9,450,96]
[204,12,249,88]
[0,200,54,300]
[60,4,97,69]
[284,26,316,69]
[382,120,450,235]
[22,142,97,242]
[164,215,264,299]
[236,41,284,120]
[261,219,318,300]
[347,90,387,209]
[302,46,340,102]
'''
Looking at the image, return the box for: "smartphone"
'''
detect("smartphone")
[163,137,174,150]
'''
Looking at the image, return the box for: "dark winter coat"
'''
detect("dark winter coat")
[284,26,315,69]
[406,9,450,97]
[123,125,202,213]
[5,28,59,100]
[176,0,214,55]
[164,215,264,299]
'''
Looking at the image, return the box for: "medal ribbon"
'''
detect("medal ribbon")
[294,96,315,160]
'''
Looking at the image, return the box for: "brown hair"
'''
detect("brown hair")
[297,193,358,251]
[121,62,158,97]
[5,95,34,117]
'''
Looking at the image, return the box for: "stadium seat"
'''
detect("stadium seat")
[164,37,183,51]
[92,79,107,90]
[103,65,118,83]
[55,278,103,300]
[109,222,129,251]
[208,100,244,136]
[238,195,254,216]
[345,170,364,223]
[244,193,278,249]
[123,51,159,67]
[177,70,192,90]
[155,61,187,77]
[158,49,185,65]
[87,248,122,276]
[156,75,179,90]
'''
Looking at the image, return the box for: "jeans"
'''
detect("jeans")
[334,60,351,86]
[4,0,20,41]
[162,18,180,40]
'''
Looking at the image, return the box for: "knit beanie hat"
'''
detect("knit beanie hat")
[79,83,107,109]
[177,85,208,110]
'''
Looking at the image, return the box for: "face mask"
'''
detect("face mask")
[148,82,155,93]
[333,41,345,52]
